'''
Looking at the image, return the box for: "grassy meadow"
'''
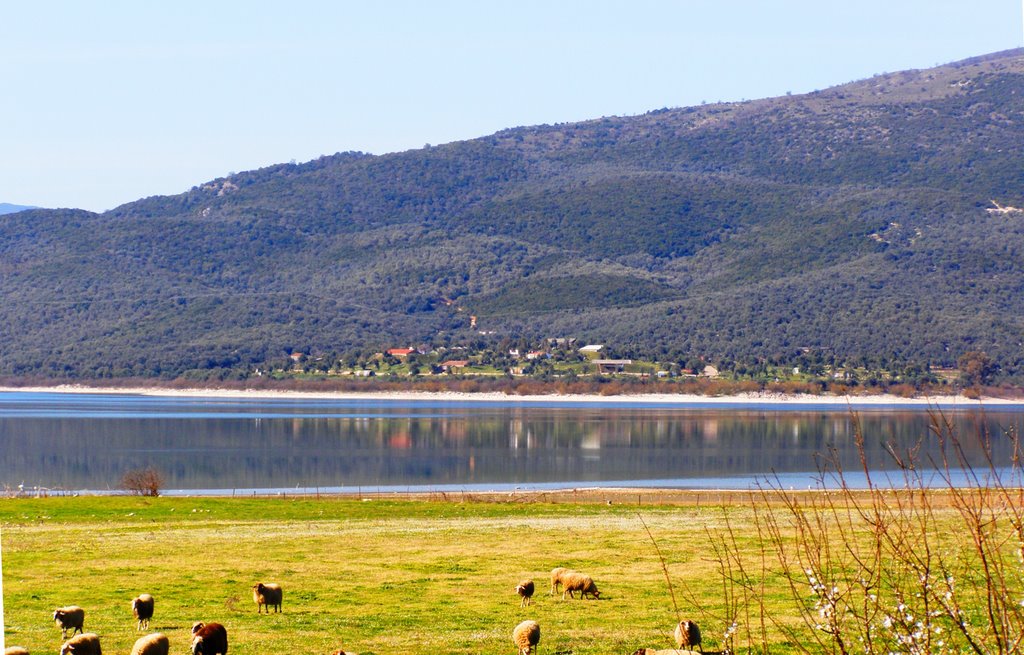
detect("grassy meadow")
[4,485,1024,655]
[2,495,752,655]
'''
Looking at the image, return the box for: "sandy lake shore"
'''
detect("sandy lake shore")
[1,383,1021,407]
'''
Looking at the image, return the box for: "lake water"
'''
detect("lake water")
[0,391,1021,494]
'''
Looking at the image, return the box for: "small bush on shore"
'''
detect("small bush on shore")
[120,466,164,496]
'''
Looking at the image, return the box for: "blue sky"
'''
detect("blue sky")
[2,1,1021,212]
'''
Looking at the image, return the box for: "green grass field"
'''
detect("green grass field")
[2,496,743,655]
[6,489,1022,655]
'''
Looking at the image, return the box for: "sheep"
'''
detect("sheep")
[53,606,85,638]
[561,571,600,600]
[514,580,535,607]
[631,650,694,655]
[549,567,569,595]
[130,633,168,655]
[252,582,283,613]
[59,633,101,655]
[511,620,540,655]
[131,594,155,631]
[4,647,30,655]
[190,622,228,655]
[674,620,702,652]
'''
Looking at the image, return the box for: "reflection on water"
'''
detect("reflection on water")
[0,392,1021,492]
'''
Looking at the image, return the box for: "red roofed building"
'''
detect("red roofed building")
[387,348,415,357]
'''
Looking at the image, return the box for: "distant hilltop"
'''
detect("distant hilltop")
[2,48,1024,380]
[0,203,37,215]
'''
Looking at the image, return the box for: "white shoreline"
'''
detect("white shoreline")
[0,384,1020,407]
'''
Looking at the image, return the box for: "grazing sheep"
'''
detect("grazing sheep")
[675,620,702,652]
[130,633,168,655]
[53,606,85,638]
[131,594,155,631]
[4,647,30,655]
[511,620,540,655]
[514,580,535,607]
[561,571,600,599]
[549,567,569,595]
[252,582,283,613]
[59,633,101,655]
[190,622,228,655]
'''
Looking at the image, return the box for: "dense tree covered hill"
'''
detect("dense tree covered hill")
[3,49,1024,379]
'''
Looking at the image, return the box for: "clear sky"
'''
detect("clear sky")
[2,1,1021,212]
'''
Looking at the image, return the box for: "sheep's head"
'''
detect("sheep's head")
[191,622,205,635]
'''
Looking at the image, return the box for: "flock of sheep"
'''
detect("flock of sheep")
[10,568,699,654]
[5,583,282,655]
[509,567,703,655]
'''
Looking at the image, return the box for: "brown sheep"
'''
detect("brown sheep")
[514,580,535,607]
[130,633,168,655]
[561,571,600,599]
[54,607,85,639]
[512,620,540,655]
[4,647,30,655]
[59,633,101,655]
[675,620,702,652]
[191,622,228,655]
[131,594,155,631]
[252,582,283,613]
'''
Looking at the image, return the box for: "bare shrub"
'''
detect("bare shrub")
[120,466,165,496]
[704,410,1024,655]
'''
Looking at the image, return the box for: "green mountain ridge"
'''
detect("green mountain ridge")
[3,49,1024,378]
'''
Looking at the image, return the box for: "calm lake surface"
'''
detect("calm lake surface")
[0,391,1021,494]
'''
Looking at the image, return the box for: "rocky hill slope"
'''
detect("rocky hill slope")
[3,49,1023,378]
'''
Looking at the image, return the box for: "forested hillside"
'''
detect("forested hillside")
[3,49,1024,379]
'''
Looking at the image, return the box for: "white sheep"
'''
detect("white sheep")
[252,582,283,613]
[130,633,168,655]
[131,594,155,631]
[549,567,569,595]
[512,620,540,655]
[60,633,101,655]
[4,647,30,655]
[514,580,535,607]
[675,620,702,652]
[561,571,600,599]
[53,607,85,639]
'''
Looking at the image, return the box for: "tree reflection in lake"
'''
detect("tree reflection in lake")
[0,392,1020,492]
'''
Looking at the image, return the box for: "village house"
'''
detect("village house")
[593,359,632,374]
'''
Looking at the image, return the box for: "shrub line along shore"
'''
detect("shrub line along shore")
[1,383,1022,406]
